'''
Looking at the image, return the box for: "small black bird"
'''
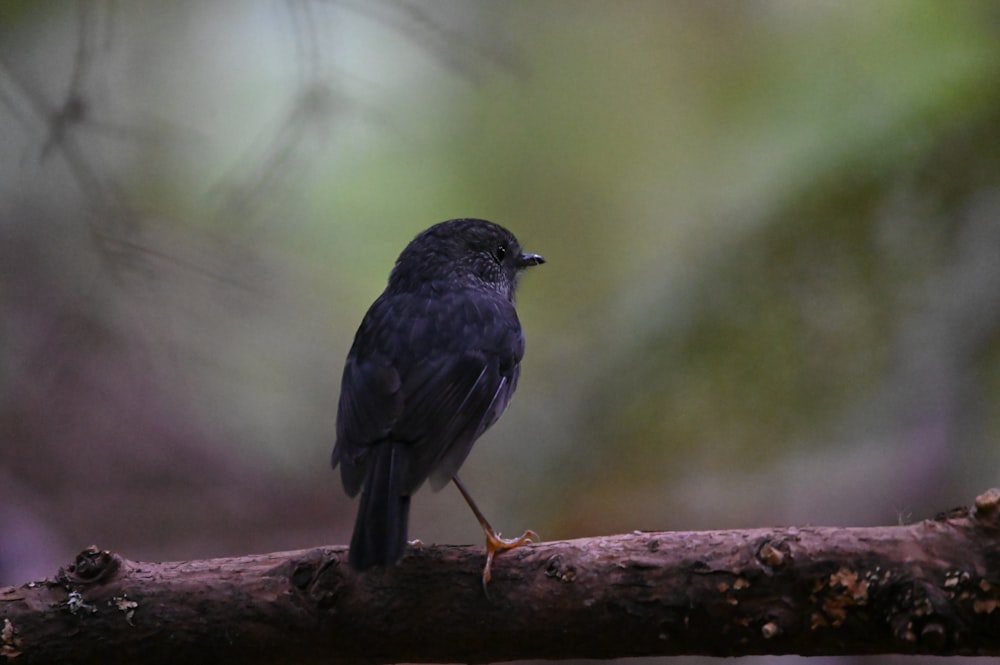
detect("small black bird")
[332,218,544,586]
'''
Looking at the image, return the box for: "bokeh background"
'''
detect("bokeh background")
[2,1,999,662]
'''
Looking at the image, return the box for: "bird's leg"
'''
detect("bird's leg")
[452,475,538,591]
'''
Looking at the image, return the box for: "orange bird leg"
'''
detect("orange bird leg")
[452,475,538,591]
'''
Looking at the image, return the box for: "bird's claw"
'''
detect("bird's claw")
[481,528,539,592]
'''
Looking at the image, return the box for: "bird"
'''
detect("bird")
[331,218,544,588]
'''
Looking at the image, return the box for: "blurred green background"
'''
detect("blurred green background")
[2,1,999,656]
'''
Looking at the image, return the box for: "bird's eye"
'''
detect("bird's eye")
[493,245,507,263]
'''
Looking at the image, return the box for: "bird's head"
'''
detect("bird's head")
[389,218,544,299]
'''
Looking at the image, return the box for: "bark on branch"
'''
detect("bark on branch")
[3,489,1000,664]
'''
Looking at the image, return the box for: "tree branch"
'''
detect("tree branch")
[3,489,1000,664]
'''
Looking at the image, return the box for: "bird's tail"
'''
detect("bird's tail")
[349,442,411,570]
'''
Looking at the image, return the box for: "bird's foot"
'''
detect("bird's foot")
[481,528,539,591]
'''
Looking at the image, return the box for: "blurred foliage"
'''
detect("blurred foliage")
[1,10,999,651]
[586,90,1000,515]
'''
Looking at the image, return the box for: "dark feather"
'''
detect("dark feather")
[331,219,542,570]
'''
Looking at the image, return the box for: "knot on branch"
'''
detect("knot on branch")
[59,546,122,586]
[973,488,1000,526]
[886,577,958,652]
[266,546,346,609]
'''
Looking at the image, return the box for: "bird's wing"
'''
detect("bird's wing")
[334,289,524,496]
[332,295,409,496]
[393,347,521,492]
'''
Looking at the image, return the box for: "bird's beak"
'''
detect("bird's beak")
[518,252,545,268]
